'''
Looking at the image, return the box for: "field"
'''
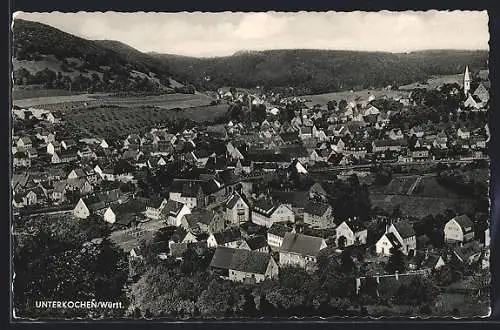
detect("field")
[12,87,86,100]
[382,175,421,195]
[301,89,410,108]
[12,93,106,108]
[370,194,477,218]
[94,92,215,109]
[399,73,464,91]
[65,103,228,138]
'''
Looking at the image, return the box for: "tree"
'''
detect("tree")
[393,276,438,306]
[340,249,355,273]
[385,248,406,274]
[327,100,337,111]
[338,99,348,111]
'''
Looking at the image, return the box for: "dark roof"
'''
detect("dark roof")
[280,145,309,158]
[247,152,291,163]
[270,191,309,209]
[226,193,247,209]
[246,235,268,251]
[184,209,216,227]
[343,219,367,232]
[373,139,406,147]
[452,214,474,233]
[161,199,185,216]
[147,196,166,209]
[279,132,299,143]
[213,228,242,245]
[454,241,483,261]
[210,246,272,274]
[393,221,416,239]
[267,222,293,238]
[280,233,326,257]
[205,156,228,171]
[385,232,402,249]
[304,201,331,217]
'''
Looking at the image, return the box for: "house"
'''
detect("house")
[457,127,471,139]
[209,246,279,283]
[388,128,404,140]
[52,149,78,164]
[409,147,430,160]
[299,126,313,140]
[267,222,293,250]
[51,180,67,203]
[463,94,481,109]
[13,151,31,168]
[372,139,404,153]
[251,198,294,228]
[61,139,77,150]
[335,218,368,248]
[17,136,33,149]
[46,141,60,155]
[246,235,269,253]
[473,83,489,104]
[207,228,246,248]
[181,208,225,235]
[225,193,250,226]
[168,179,208,209]
[376,221,416,256]
[67,168,86,180]
[102,199,145,226]
[66,178,94,195]
[72,189,122,219]
[444,214,475,244]
[302,201,334,229]
[453,241,483,265]
[279,233,327,269]
[145,197,168,220]
[375,232,403,256]
[162,199,191,227]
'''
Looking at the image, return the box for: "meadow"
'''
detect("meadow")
[64,103,228,138]
[301,89,410,108]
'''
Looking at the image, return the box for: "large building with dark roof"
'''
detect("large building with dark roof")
[209,246,278,283]
[279,232,327,269]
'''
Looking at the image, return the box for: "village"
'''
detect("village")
[12,64,491,316]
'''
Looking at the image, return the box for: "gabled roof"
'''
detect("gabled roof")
[304,201,331,217]
[385,232,402,249]
[393,221,416,239]
[453,241,483,261]
[162,199,186,216]
[147,196,167,209]
[226,193,247,209]
[280,233,326,257]
[246,235,268,251]
[270,191,309,209]
[267,222,293,238]
[184,208,217,227]
[210,246,273,274]
[451,214,474,233]
[342,218,366,232]
[213,228,243,245]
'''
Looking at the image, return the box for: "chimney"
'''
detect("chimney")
[395,271,399,281]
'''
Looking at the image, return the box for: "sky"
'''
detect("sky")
[13,11,489,57]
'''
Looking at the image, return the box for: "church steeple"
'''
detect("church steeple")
[464,65,471,96]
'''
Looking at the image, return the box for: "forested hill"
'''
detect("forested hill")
[151,49,488,95]
[12,19,191,93]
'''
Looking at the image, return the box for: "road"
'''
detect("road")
[310,158,488,173]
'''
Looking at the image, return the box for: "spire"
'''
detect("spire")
[464,65,471,96]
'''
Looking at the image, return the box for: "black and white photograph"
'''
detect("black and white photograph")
[10,10,492,319]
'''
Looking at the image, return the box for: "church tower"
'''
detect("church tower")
[463,65,471,96]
